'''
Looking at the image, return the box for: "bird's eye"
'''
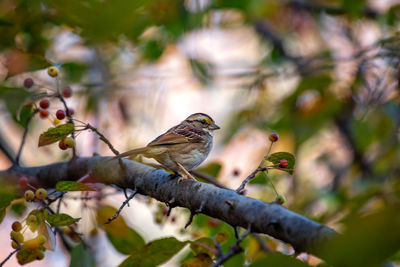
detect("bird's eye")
[201,120,206,124]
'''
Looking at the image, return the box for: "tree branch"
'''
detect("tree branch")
[2,156,338,257]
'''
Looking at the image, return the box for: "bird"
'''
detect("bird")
[112,113,220,181]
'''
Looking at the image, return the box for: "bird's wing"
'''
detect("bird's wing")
[148,126,204,146]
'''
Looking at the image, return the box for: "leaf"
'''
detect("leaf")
[70,243,96,267]
[38,222,56,251]
[267,152,296,175]
[0,190,19,223]
[55,181,96,192]
[0,85,31,123]
[17,105,35,127]
[190,237,215,257]
[46,213,80,227]
[10,202,27,216]
[97,205,145,255]
[119,237,188,267]
[0,18,13,26]
[38,123,74,147]
[318,206,400,267]
[181,253,213,267]
[249,253,311,267]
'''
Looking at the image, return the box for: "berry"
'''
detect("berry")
[232,169,240,176]
[19,176,28,188]
[56,110,65,120]
[23,238,40,250]
[27,215,37,226]
[39,99,49,109]
[58,139,68,150]
[24,78,34,89]
[279,159,288,169]
[67,108,74,116]
[39,109,49,119]
[35,250,44,260]
[11,231,24,243]
[64,137,75,148]
[11,241,18,249]
[269,133,279,142]
[275,194,286,205]
[35,188,47,200]
[12,221,22,232]
[61,86,72,98]
[53,118,60,125]
[47,66,59,77]
[24,190,35,201]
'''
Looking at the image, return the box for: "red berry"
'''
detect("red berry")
[19,177,28,188]
[62,86,72,98]
[39,99,50,109]
[56,110,66,120]
[58,139,67,150]
[39,109,49,118]
[279,159,288,168]
[23,78,34,88]
[67,108,74,116]
[12,221,22,232]
[269,133,279,142]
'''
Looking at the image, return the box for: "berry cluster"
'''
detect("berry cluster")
[22,67,76,151]
[23,67,74,124]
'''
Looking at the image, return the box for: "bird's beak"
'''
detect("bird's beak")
[209,123,220,130]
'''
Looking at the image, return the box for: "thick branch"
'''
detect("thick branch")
[2,157,338,256]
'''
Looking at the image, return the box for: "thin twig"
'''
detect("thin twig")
[15,109,39,165]
[0,249,19,267]
[191,170,229,189]
[185,200,205,228]
[236,142,274,194]
[105,190,137,224]
[211,225,252,267]
[236,165,267,194]
[83,124,120,156]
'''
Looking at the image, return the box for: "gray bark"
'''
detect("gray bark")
[2,156,338,257]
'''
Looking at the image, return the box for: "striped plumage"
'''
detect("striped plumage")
[113,113,220,177]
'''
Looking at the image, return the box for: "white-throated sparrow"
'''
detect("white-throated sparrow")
[113,113,220,180]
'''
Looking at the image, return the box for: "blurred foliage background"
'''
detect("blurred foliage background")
[1,0,400,266]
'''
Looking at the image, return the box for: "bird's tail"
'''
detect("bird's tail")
[109,147,149,161]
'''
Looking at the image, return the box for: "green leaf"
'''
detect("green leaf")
[318,206,400,267]
[267,152,296,175]
[249,253,311,267]
[17,248,43,265]
[181,253,213,267]
[0,18,14,26]
[10,202,27,216]
[38,123,74,147]
[46,213,80,227]
[119,237,188,267]
[16,105,35,128]
[0,190,19,223]
[0,85,31,123]
[70,243,96,267]
[97,205,145,255]
[55,181,96,192]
